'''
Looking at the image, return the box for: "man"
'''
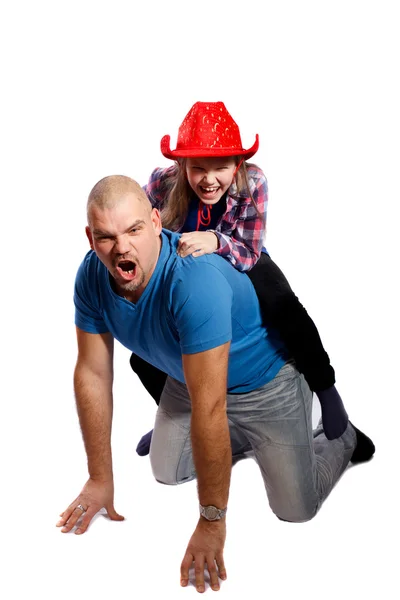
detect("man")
[57,175,374,593]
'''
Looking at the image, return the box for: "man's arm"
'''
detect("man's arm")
[183,342,232,510]
[74,327,115,481]
[57,327,124,534]
[180,342,231,592]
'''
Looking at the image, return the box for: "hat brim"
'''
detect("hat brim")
[160,134,259,161]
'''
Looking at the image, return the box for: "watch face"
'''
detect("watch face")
[204,506,219,520]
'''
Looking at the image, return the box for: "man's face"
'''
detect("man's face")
[86,193,162,301]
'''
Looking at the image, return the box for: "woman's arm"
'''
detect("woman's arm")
[212,167,268,271]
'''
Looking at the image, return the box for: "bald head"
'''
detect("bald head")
[87,175,151,226]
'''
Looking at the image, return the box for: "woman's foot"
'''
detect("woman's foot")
[350,422,375,463]
[136,430,153,456]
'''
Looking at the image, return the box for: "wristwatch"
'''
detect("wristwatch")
[199,504,227,521]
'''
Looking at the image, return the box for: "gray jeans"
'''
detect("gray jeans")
[149,362,357,522]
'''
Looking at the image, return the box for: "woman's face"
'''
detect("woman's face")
[185,156,237,204]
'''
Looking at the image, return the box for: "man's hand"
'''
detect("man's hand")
[56,478,124,535]
[180,518,227,593]
[178,232,219,258]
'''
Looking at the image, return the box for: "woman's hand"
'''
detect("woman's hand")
[178,232,219,258]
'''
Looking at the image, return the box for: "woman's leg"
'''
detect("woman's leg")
[247,253,348,439]
[129,353,168,406]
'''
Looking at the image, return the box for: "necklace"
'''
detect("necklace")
[196,201,212,230]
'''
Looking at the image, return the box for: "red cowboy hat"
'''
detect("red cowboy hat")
[161,101,259,160]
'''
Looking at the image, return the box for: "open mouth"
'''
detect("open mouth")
[116,259,137,281]
[200,186,220,196]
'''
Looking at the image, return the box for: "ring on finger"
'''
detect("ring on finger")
[76,504,86,513]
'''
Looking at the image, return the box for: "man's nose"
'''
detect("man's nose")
[114,234,131,254]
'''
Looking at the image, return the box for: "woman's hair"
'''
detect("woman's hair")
[160,157,259,231]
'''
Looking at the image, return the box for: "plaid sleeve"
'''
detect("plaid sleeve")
[212,167,268,272]
[143,165,177,209]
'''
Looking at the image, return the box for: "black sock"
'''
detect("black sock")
[136,429,153,457]
[350,422,375,463]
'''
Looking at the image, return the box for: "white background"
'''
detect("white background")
[1,1,399,598]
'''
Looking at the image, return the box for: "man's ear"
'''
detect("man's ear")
[85,226,94,250]
[151,208,163,235]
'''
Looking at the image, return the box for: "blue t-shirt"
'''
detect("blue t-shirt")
[74,230,287,393]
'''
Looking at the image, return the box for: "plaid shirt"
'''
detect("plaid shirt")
[143,164,268,272]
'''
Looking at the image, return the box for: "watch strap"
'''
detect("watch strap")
[199,504,227,521]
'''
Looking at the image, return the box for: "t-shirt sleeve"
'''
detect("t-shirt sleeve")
[74,253,109,334]
[170,262,233,354]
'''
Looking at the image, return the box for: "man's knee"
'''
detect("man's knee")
[152,469,194,486]
[149,452,176,485]
[274,502,320,523]
[154,475,176,486]
[150,451,195,486]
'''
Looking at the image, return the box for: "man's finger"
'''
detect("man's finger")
[206,555,220,591]
[61,504,86,533]
[75,507,99,534]
[61,505,87,533]
[56,514,68,527]
[180,552,193,587]
[56,505,76,527]
[105,505,125,521]
[194,555,206,594]
[216,552,227,580]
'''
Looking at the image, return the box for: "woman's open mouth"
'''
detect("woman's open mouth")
[199,185,220,200]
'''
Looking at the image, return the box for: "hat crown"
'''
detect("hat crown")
[176,101,243,153]
[160,101,259,160]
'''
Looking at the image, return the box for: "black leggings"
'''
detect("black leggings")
[130,253,335,405]
[246,253,335,391]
